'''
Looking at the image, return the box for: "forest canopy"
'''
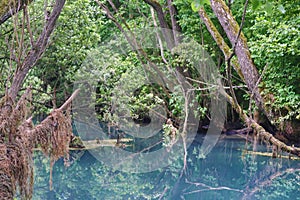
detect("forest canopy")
[0,0,299,199]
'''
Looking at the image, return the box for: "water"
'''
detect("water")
[32,135,300,200]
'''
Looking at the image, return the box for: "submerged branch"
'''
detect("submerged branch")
[185,179,243,195]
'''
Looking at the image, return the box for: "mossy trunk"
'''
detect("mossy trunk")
[198,8,244,81]
[0,0,32,25]
[221,89,300,158]
[209,0,268,117]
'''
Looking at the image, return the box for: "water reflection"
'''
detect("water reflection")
[33,135,300,200]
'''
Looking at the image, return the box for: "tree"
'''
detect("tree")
[194,0,300,156]
[0,0,77,199]
[95,0,300,158]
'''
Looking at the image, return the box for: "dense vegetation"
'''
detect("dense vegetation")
[0,0,299,199]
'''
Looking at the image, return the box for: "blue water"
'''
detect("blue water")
[32,135,300,200]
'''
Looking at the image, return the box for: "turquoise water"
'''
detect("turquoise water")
[32,135,300,200]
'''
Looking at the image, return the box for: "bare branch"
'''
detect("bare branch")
[8,0,66,100]
[143,0,174,49]
[227,0,249,61]
[150,7,168,65]
[58,89,80,111]
[24,4,34,47]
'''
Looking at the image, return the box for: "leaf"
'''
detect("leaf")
[201,0,211,6]
[251,0,261,10]
[191,0,211,12]
[264,1,274,14]
[278,4,286,14]
[191,1,201,12]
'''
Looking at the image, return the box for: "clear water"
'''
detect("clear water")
[32,135,300,200]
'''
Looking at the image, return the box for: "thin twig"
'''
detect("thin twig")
[228,0,249,61]
[24,5,35,47]
[248,63,269,120]
[185,179,243,195]
[150,7,168,65]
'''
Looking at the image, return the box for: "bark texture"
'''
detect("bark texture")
[209,0,265,113]
[198,8,244,80]
[8,0,66,101]
[0,0,32,25]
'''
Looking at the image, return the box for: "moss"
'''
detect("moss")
[199,7,245,81]
[0,0,32,23]
[0,0,11,18]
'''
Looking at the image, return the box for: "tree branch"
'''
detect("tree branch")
[167,0,182,45]
[209,0,265,114]
[8,0,66,100]
[198,8,244,81]
[0,0,32,25]
[143,0,175,49]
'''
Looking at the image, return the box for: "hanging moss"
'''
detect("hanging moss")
[0,88,74,199]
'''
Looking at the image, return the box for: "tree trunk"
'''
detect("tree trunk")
[0,0,70,198]
[8,0,66,101]
[167,0,182,45]
[209,0,265,114]
[198,8,244,81]
[143,0,175,49]
[220,89,300,157]
[198,0,300,157]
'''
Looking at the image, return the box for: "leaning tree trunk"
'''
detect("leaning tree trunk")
[220,89,300,158]
[198,7,244,81]
[197,0,300,157]
[0,0,70,198]
[209,0,268,117]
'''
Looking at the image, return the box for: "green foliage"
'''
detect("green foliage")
[250,0,287,15]
[168,85,185,117]
[247,0,300,124]
[191,0,211,12]
[2,0,300,198]
[162,123,179,147]
[31,0,104,108]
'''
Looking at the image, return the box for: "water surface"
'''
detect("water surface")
[33,135,300,199]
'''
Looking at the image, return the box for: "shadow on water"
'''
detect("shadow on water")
[33,133,300,200]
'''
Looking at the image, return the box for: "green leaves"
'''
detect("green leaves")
[277,4,286,14]
[191,0,211,12]
[247,0,300,125]
[251,0,261,10]
[251,0,286,15]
